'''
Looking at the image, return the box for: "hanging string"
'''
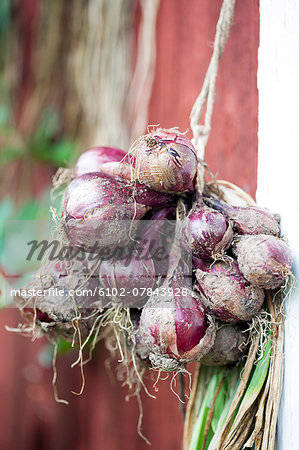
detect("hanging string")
[128,0,161,142]
[190,0,236,191]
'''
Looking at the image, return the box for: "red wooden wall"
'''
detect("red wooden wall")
[0,1,259,449]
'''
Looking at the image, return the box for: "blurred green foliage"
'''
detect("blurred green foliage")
[0,1,78,168]
[0,191,63,308]
[30,109,78,167]
[0,0,10,34]
[0,105,78,167]
[0,1,81,361]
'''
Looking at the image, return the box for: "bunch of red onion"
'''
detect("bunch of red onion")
[16,130,293,372]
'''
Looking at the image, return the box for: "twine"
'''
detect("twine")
[128,0,161,142]
[190,0,236,191]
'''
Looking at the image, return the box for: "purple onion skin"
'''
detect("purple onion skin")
[66,170,174,210]
[192,256,210,271]
[63,174,148,249]
[75,146,127,177]
[204,196,280,236]
[195,260,265,323]
[63,172,104,210]
[63,173,174,249]
[133,183,175,208]
[200,323,248,366]
[134,129,197,194]
[140,207,176,278]
[139,278,215,370]
[99,256,155,306]
[183,203,233,260]
[235,234,292,289]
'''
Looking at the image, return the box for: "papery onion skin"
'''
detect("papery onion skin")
[75,146,127,177]
[15,260,102,341]
[204,196,280,236]
[182,203,233,260]
[200,323,248,366]
[126,309,151,367]
[139,278,215,370]
[195,260,265,322]
[99,255,155,306]
[95,161,132,181]
[234,234,292,289]
[62,172,103,211]
[134,129,197,194]
[63,173,174,249]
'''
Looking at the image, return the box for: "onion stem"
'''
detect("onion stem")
[189,330,273,450]
[189,368,225,450]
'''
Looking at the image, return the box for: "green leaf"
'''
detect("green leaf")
[207,373,241,450]
[189,369,225,450]
[211,380,227,432]
[236,333,272,415]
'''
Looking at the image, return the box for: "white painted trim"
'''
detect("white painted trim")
[258,1,299,448]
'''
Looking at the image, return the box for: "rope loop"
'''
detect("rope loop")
[190,0,236,190]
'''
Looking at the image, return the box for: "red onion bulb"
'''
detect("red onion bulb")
[75,146,127,177]
[133,129,197,194]
[139,278,215,371]
[16,259,102,341]
[63,173,174,249]
[195,260,265,322]
[99,255,155,306]
[204,196,280,236]
[63,173,148,249]
[62,172,101,211]
[182,203,233,260]
[200,323,248,366]
[234,234,292,289]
